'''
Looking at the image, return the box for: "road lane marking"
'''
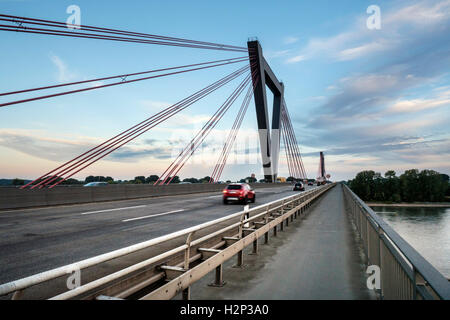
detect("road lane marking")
[81,205,147,215]
[207,195,222,198]
[122,209,185,222]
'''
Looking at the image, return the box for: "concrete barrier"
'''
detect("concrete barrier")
[0,183,291,210]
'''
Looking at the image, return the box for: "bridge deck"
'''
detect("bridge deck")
[191,184,376,299]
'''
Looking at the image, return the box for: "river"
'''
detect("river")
[370,206,450,278]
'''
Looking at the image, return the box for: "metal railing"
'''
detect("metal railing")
[343,184,450,300]
[0,183,335,300]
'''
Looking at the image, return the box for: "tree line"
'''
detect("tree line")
[9,175,241,185]
[348,169,450,203]
[7,174,273,186]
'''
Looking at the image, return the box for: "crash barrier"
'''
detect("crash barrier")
[0,184,335,300]
[343,184,450,300]
[0,182,290,210]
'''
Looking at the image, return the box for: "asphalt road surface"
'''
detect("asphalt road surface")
[0,184,316,284]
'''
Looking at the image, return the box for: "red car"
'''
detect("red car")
[223,183,255,204]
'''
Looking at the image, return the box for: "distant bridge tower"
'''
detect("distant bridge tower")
[320,151,325,179]
[248,40,284,183]
[317,151,328,184]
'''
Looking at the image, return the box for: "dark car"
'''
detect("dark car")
[293,182,305,191]
[223,183,255,204]
[308,181,313,186]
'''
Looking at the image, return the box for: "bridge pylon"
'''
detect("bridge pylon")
[247,40,284,183]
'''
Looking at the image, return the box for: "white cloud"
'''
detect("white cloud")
[388,97,450,113]
[0,129,99,162]
[337,40,393,61]
[89,81,105,88]
[266,49,292,59]
[139,99,171,111]
[384,0,450,26]
[286,55,306,64]
[283,36,299,45]
[284,0,450,63]
[168,113,212,126]
[49,54,78,83]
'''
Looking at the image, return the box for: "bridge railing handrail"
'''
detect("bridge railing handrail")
[343,184,450,300]
[0,184,325,298]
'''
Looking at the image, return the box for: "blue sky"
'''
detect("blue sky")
[0,0,449,182]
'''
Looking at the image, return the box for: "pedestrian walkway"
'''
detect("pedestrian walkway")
[191,184,376,299]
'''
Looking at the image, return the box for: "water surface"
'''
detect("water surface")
[371,206,450,278]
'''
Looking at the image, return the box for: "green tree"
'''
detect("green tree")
[63,178,81,185]
[145,175,159,184]
[350,170,376,201]
[399,169,420,202]
[134,176,146,184]
[163,176,181,184]
[12,178,24,186]
[384,170,401,202]
[169,176,180,184]
[372,172,385,201]
[199,176,211,183]
[418,170,447,201]
[105,176,114,183]
[350,169,448,203]
[183,177,199,183]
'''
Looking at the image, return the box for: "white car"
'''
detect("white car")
[83,182,108,187]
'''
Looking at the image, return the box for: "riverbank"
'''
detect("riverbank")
[368,202,450,208]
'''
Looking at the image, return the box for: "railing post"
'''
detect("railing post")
[209,264,226,287]
[412,266,418,300]
[11,290,23,300]
[264,205,269,244]
[238,206,248,239]
[236,205,249,268]
[252,238,258,254]
[182,231,195,300]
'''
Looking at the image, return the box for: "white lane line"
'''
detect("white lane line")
[122,209,185,222]
[81,205,147,215]
[207,195,222,198]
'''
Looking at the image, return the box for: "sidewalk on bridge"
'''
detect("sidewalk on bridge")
[190,184,377,300]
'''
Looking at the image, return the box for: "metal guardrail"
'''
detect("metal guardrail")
[343,184,450,300]
[0,184,335,300]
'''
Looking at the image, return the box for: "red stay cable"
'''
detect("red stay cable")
[281,116,294,179]
[211,70,259,183]
[165,77,251,184]
[0,57,247,97]
[283,101,307,178]
[281,112,298,179]
[28,65,249,189]
[160,75,251,185]
[0,14,247,51]
[45,67,250,188]
[25,65,249,189]
[1,58,248,108]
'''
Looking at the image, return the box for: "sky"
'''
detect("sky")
[0,0,449,182]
